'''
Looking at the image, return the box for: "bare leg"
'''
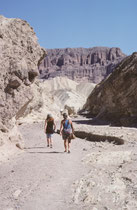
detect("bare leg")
[64,140,67,152]
[47,138,50,147]
[67,140,71,153]
[50,138,52,148]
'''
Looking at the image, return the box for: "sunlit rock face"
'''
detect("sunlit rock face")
[19,77,96,123]
[83,52,137,126]
[0,15,46,148]
[39,47,126,83]
[0,15,46,127]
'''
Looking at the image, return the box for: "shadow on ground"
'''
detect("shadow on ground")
[25,150,64,154]
[76,113,137,128]
[74,130,124,145]
[25,147,45,149]
[73,118,110,126]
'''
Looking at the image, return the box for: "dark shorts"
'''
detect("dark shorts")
[62,131,71,142]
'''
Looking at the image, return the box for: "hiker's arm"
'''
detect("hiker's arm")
[44,120,47,133]
[60,121,63,135]
[53,121,56,131]
[71,121,74,133]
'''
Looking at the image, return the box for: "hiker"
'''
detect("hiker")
[60,113,74,153]
[45,114,56,148]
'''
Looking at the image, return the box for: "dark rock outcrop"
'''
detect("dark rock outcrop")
[83,52,137,126]
[39,47,126,83]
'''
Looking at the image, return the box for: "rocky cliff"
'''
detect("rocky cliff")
[83,52,137,126]
[39,47,126,83]
[0,16,45,148]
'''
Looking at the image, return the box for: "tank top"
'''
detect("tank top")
[63,120,72,134]
[46,119,54,134]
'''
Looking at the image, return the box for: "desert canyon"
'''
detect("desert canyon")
[0,15,137,210]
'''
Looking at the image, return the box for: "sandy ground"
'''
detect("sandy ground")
[0,119,137,210]
[0,121,92,210]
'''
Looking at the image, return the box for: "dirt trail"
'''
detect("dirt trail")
[0,121,92,210]
[1,120,137,210]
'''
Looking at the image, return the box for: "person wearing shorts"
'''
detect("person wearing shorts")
[45,114,56,148]
[60,113,74,153]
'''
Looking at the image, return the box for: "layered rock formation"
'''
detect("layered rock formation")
[83,52,137,126]
[0,16,45,148]
[19,77,95,123]
[39,47,126,83]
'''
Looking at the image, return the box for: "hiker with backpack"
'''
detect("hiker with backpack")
[45,114,56,148]
[60,113,74,153]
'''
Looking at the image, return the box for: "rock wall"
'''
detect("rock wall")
[0,16,45,147]
[83,52,137,126]
[39,47,126,83]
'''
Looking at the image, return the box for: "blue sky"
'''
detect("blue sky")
[1,0,137,55]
